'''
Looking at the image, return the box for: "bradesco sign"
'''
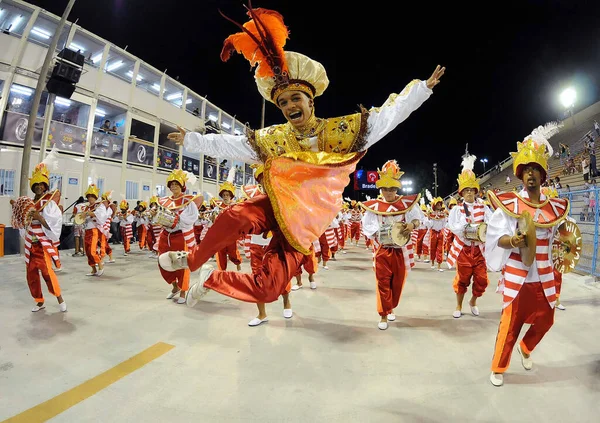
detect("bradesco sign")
[354,170,379,191]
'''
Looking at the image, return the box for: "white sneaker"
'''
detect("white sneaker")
[248,317,268,327]
[166,289,180,299]
[431,265,436,270]
[323,265,329,270]
[438,268,444,272]
[518,344,533,370]
[186,264,214,307]
[283,308,293,319]
[107,259,116,263]
[342,250,347,254]
[55,267,63,273]
[291,285,302,291]
[470,305,480,316]
[378,321,388,330]
[452,310,462,318]
[176,297,186,304]
[32,304,46,312]
[490,372,504,387]
[423,259,430,263]
[557,303,566,310]
[59,302,67,312]
[387,313,396,321]
[309,281,317,289]
[158,251,189,272]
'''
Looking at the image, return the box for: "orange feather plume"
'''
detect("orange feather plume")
[220,6,289,78]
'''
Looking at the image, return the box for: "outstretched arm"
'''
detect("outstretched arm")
[168,126,260,163]
[364,65,445,150]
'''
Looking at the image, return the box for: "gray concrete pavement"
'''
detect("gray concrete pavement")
[0,243,599,423]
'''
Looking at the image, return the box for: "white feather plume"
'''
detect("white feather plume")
[365,195,372,201]
[460,154,477,172]
[420,197,425,206]
[425,189,433,202]
[88,163,98,186]
[41,146,60,171]
[524,121,562,157]
[184,171,197,187]
[226,167,236,184]
[344,197,352,202]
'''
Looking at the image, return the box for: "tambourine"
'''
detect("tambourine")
[11,196,36,229]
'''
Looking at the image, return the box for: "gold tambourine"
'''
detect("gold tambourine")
[74,212,86,225]
[552,220,583,274]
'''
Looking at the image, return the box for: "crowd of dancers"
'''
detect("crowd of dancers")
[12,3,575,387]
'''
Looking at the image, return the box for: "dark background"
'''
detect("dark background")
[33,0,600,197]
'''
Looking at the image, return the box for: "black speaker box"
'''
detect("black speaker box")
[46,77,76,98]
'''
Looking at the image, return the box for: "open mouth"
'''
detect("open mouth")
[289,111,303,121]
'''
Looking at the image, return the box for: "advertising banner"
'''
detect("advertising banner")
[0,111,43,146]
[127,138,155,166]
[90,131,124,160]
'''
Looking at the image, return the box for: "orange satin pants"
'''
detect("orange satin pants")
[452,246,489,297]
[375,247,407,317]
[186,195,304,304]
[316,232,331,261]
[84,228,102,266]
[216,241,242,270]
[491,282,555,373]
[138,225,147,249]
[158,230,190,291]
[27,242,61,303]
[429,229,444,264]
[295,248,318,277]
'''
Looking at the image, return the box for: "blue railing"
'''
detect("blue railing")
[560,187,599,276]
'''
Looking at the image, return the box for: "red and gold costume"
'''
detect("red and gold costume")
[116,200,134,254]
[214,171,243,270]
[134,201,149,250]
[99,191,115,261]
[147,196,162,257]
[18,159,63,307]
[425,197,448,266]
[157,169,200,292]
[83,184,108,269]
[447,156,492,299]
[360,161,424,324]
[485,123,569,385]
[174,5,437,306]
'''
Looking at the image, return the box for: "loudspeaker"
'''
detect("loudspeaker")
[51,61,82,84]
[58,48,85,66]
[46,77,76,98]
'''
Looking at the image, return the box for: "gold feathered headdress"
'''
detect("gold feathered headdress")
[457,154,479,195]
[512,122,561,183]
[376,160,404,189]
[219,167,237,198]
[30,146,59,190]
[220,4,329,103]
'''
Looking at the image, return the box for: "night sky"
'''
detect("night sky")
[32,0,600,197]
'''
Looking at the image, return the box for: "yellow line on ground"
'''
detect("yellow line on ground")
[2,342,175,423]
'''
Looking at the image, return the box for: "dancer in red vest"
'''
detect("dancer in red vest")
[447,155,492,318]
[443,197,458,257]
[426,196,448,272]
[12,151,66,312]
[361,160,424,330]
[116,200,134,256]
[486,123,570,386]
[83,184,107,276]
[154,169,201,303]
[213,168,243,271]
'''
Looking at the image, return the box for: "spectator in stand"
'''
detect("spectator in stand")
[590,150,599,178]
[594,120,600,137]
[558,143,569,167]
[590,179,597,221]
[505,175,510,184]
[586,133,595,153]
[582,156,590,182]
[100,120,111,133]
[554,176,562,190]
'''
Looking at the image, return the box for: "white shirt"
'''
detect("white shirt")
[183,81,433,161]
[85,203,108,230]
[447,200,492,246]
[362,205,424,240]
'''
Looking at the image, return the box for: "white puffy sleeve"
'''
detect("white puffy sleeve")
[484,208,517,272]
[94,204,108,227]
[361,211,380,239]
[484,205,494,223]
[406,205,424,225]
[42,201,63,242]
[364,80,433,150]
[448,206,467,236]
[126,214,134,224]
[177,201,199,229]
[184,132,260,164]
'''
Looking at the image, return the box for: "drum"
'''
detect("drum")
[74,212,86,225]
[152,205,176,228]
[377,222,410,247]
[464,222,487,242]
[11,196,36,229]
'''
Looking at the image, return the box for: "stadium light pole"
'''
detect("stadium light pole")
[20,0,77,196]
[559,87,576,126]
[480,158,488,173]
